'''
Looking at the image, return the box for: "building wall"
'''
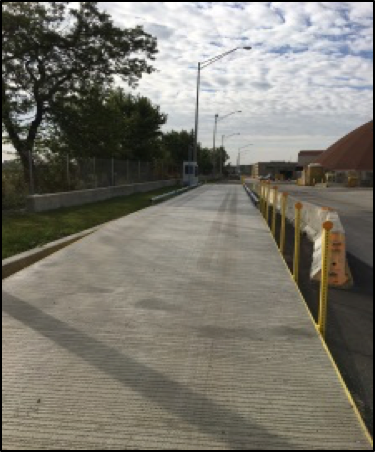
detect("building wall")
[252,162,298,179]
[298,151,324,167]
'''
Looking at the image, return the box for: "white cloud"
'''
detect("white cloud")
[5,2,373,162]
[101,2,373,164]
[6,2,372,165]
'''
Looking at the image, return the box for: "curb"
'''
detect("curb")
[2,227,98,280]
[150,183,202,204]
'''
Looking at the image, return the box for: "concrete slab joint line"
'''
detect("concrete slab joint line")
[2,185,372,450]
[247,183,353,289]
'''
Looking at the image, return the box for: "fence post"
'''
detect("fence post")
[280,192,289,255]
[318,221,333,339]
[93,157,97,188]
[272,186,279,237]
[111,157,115,186]
[67,155,70,190]
[28,149,35,195]
[293,202,303,283]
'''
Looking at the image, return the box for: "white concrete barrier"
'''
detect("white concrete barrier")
[253,183,352,288]
[27,180,179,213]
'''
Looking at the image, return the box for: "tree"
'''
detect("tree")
[40,85,122,158]
[161,129,194,167]
[44,86,167,161]
[213,146,230,174]
[107,88,167,161]
[2,2,157,183]
[161,129,230,175]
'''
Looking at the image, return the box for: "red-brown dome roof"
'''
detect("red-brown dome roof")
[315,120,373,171]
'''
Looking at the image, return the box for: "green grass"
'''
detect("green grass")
[2,185,179,259]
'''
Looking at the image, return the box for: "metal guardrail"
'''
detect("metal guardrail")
[243,184,260,206]
[150,184,202,204]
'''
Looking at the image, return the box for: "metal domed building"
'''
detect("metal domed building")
[315,120,373,186]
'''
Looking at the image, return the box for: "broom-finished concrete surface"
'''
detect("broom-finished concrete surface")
[2,185,371,450]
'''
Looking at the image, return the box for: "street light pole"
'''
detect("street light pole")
[237,143,254,175]
[221,133,240,176]
[213,114,218,174]
[193,62,201,163]
[193,46,252,167]
[213,111,241,176]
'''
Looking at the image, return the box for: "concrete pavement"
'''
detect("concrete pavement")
[2,185,371,450]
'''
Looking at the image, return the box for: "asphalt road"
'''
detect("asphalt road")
[275,184,374,268]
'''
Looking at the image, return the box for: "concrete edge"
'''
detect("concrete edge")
[2,228,98,280]
[253,191,372,447]
[272,227,373,448]
[150,183,203,204]
[27,179,180,213]
[3,182,187,279]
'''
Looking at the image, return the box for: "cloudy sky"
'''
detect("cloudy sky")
[2,2,373,164]
[99,1,373,165]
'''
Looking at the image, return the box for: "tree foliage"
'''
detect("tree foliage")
[161,130,229,174]
[2,1,158,180]
[44,86,167,161]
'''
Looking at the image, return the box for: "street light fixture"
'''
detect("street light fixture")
[193,46,252,163]
[237,144,254,175]
[213,110,242,175]
[221,133,241,176]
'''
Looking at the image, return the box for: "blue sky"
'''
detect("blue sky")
[3,2,374,164]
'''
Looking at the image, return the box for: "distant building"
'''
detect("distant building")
[237,164,253,175]
[317,121,373,171]
[315,120,373,186]
[252,161,298,180]
[298,151,324,168]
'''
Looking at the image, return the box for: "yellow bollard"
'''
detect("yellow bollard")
[265,181,271,224]
[272,186,279,237]
[318,221,333,339]
[293,202,303,283]
[259,182,264,213]
[280,192,289,255]
[262,182,268,218]
[262,182,267,215]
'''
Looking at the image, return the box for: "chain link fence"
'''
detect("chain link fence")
[2,155,181,210]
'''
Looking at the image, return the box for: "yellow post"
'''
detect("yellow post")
[318,221,333,339]
[263,182,268,218]
[293,202,303,283]
[280,192,289,255]
[272,186,278,237]
[259,182,264,212]
[265,181,271,224]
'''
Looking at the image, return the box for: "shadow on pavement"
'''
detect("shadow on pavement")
[2,291,293,450]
